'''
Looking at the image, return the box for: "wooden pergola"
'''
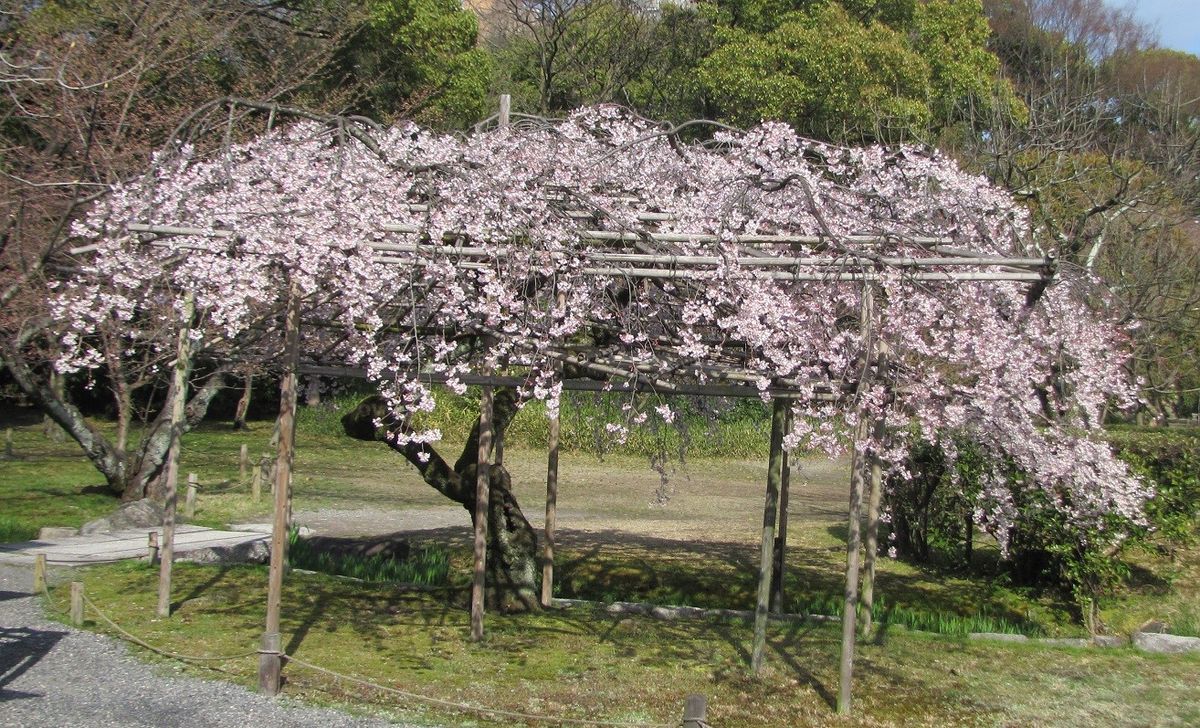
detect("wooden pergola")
[84,102,1058,716]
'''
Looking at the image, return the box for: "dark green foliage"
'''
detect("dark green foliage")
[288,529,451,585]
[1106,428,1200,548]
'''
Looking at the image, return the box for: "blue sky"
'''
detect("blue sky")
[1130,0,1200,56]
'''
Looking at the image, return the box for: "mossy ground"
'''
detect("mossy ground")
[6,402,1200,725]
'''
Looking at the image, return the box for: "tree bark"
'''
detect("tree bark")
[234,372,253,430]
[343,389,540,611]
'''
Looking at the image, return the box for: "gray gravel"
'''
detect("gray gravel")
[0,565,433,728]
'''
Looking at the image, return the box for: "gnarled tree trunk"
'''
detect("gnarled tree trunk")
[342,389,540,612]
[0,340,229,501]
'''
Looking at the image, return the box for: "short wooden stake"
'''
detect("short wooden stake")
[70,582,84,626]
[681,694,708,728]
[3,427,12,459]
[239,444,249,483]
[252,461,262,501]
[148,531,160,565]
[33,553,46,594]
[184,472,198,519]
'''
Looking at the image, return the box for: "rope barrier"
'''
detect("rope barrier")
[285,654,676,728]
[36,574,681,727]
[79,592,259,663]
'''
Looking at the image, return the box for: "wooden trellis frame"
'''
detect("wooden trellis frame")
[80,100,1059,714]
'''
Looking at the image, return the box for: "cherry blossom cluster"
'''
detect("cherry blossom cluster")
[60,106,1150,542]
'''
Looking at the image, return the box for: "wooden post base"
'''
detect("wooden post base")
[258,631,282,696]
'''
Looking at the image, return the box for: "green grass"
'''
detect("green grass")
[288,530,451,585]
[47,561,1200,728]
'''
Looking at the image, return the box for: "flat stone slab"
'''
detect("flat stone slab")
[0,526,269,565]
[1133,631,1200,654]
[968,632,1029,642]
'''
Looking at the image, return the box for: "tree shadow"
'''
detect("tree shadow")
[0,625,66,701]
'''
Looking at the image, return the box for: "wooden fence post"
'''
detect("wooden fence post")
[252,460,262,501]
[240,444,249,483]
[681,694,708,728]
[148,531,160,566]
[33,553,46,594]
[185,473,198,519]
[70,582,84,626]
[499,93,511,128]
[3,427,12,459]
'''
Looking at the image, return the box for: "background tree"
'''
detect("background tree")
[0,0,489,500]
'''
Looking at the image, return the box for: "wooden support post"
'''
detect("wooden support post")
[770,410,793,613]
[681,694,708,728]
[471,383,495,641]
[838,284,876,715]
[499,94,511,128]
[240,444,249,483]
[32,554,46,595]
[157,291,195,620]
[3,427,12,459]
[541,403,561,608]
[752,398,788,674]
[148,531,160,566]
[858,344,890,639]
[184,473,198,519]
[259,279,300,696]
[70,582,84,626]
[838,427,869,714]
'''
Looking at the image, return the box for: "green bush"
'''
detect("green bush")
[1105,428,1200,548]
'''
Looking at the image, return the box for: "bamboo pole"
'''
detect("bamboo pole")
[752,398,788,674]
[540,401,561,608]
[471,383,495,641]
[157,290,195,619]
[859,342,890,639]
[770,409,793,613]
[858,444,884,638]
[259,279,300,696]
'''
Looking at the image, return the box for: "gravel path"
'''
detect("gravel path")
[0,565,427,728]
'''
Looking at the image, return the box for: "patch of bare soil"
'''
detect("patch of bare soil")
[292,452,853,547]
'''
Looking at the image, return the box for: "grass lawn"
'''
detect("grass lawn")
[6,402,1200,725]
[44,561,1200,727]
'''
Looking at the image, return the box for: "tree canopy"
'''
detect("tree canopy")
[61,108,1147,550]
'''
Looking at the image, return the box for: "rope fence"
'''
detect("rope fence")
[35,573,697,728]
